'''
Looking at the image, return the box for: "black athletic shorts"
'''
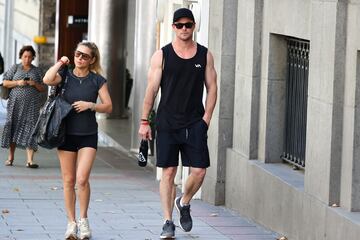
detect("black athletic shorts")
[58,134,98,152]
[156,119,210,168]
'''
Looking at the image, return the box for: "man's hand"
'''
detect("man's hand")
[202,114,211,127]
[138,124,152,140]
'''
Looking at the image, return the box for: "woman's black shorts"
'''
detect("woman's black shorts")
[58,134,98,152]
[156,119,210,168]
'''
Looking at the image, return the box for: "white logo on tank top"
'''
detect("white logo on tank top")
[195,64,202,68]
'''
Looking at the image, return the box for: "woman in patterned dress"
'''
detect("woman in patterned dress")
[1,45,46,168]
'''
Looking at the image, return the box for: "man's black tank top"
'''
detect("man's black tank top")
[156,43,208,131]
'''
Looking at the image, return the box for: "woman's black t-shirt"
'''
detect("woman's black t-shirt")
[59,69,106,135]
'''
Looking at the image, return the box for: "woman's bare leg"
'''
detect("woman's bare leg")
[58,150,78,222]
[76,147,97,218]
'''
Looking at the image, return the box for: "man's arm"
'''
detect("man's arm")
[203,51,218,126]
[138,50,163,140]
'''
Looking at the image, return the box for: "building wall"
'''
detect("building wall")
[213,0,360,239]
[13,0,39,38]
[11,0,40,65]
[0,0,5,54]
[37,0,56,69]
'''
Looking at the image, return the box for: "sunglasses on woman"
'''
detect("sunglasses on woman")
[174,22,194,29]
[74,50,92,61]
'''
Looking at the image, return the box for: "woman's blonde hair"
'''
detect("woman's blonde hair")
[77,41,103,75]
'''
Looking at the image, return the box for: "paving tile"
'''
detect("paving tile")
[214,226,271,235]
[197,216,253,227]
[0,124,279,240]
[228,235,276,240]
[0,235,15,240]
[10,233,51,240]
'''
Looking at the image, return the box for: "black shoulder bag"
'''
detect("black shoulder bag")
[32,66,72,149]
[0,52,4,74]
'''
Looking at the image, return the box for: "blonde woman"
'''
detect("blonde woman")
[43,42,112,240]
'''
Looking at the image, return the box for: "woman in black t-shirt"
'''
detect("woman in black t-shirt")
[43,42,112,240]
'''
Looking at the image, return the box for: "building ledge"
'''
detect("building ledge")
[249,160,305,191]
[249,159,360,226]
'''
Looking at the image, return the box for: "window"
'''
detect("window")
[282,38,310,169]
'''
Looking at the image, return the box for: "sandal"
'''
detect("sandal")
[5,159,13,166]
[26,162,39,168]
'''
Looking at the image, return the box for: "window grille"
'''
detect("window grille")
[282,38,310,169]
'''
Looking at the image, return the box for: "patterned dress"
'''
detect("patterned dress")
[1,63,44,151]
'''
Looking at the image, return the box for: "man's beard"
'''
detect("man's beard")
[179,33,193,41]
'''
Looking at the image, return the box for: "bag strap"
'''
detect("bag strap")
[59,65,69,97]
[49,65,68,97]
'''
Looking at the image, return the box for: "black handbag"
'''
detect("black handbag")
[0,83,10,100]
[0,52,4,74]
[32,67,72,149]
[1,65,21,100]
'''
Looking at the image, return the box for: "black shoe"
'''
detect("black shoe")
[26,162,39,168]
[160,220,175,239]
[174,196,192,232]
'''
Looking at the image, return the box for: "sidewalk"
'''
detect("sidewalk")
[0,117,279,240]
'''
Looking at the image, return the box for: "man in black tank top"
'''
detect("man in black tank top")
[138,8,217,239]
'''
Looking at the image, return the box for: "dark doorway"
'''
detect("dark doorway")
[57,0,89,62]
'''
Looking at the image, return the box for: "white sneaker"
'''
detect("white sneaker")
[64,221,77,240]
[78,218,92,239]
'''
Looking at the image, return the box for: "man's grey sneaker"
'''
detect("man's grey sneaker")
[78,218,92,239]
[160,220,175,239]
[174,196,192,232]
[64,221,77,240]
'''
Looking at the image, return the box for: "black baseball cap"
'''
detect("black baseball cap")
[173,8,195,23]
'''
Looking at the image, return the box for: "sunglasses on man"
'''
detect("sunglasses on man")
[74,50,92,61]
[173,22,194,29]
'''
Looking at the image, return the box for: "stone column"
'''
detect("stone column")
[130,0,157,151]
[231,0,263,159]
[38,0,56,69]
[305,0,347,205]
[340,2,360,211]
[3,0,14,68]
[125,0,136,82]
[201,0,237,205]
[88,0,128,118]
[224,0,263,208]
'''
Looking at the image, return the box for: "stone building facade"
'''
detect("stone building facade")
[0,0,55,70]
[205,0,360,239]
